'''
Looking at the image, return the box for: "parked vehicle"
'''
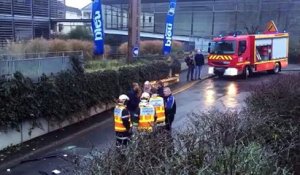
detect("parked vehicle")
[208,21,289,78]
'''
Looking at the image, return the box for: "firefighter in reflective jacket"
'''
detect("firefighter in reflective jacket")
[137,92,156,133]
[114,94,132,147]
[149,93,166,127]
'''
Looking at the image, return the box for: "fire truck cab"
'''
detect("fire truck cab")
[208,21,289,78]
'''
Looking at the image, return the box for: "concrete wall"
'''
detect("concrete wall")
[0,104,114,150]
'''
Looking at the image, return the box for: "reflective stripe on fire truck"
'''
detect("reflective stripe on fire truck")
[209,55,233,60]
[236,61,250,66]
[254,58,287,65]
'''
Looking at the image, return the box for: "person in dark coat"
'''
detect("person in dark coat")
[185,52,195,81]
[163,87,176,131]
[156,80,164,98]
[127,83,141,126]
[194,49,205,79]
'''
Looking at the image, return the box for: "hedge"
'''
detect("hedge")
[245,73,300,172]
[73,74,300,175]
[0,59,180,131]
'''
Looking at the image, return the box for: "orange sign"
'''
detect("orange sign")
[264,20,278,33]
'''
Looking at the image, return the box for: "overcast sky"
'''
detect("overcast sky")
[66,0,91,9]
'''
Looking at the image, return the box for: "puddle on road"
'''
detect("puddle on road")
[203,79,216,108]
[224,82,239,108]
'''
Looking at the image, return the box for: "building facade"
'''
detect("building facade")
[99,0,300,50]
[81,3,155,33]
[58,6,83,34]
[0,0,65,46]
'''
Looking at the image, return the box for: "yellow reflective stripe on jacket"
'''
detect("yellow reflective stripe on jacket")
[114,105,131,132]
[149,97,165,123]
[138,104,155,132]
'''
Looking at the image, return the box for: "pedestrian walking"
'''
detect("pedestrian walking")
[194,49,205,80]
[137,92,155,133]
[114,94,132,148]
[185,52,195,81]
[163,87,176,131]
[149,93,166,128]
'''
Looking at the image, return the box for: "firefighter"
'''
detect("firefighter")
[137,92,156,133]
[114,94,132,147]
[149,93,166,128]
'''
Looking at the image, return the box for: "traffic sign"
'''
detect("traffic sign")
[133,47,139,57]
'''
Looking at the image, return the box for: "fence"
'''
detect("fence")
[0,51,83,81]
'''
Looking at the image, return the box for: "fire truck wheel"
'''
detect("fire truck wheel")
[242,66,250,79]
[268,63,280,74]
[273,63,280,74]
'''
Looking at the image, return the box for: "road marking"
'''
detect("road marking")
[173,75,214,95]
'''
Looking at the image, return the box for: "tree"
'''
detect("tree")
[68,26,92,40]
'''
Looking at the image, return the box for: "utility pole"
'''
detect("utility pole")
[128,0,141,62]
[211,0,215,37]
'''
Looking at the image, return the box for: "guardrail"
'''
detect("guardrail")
[0,51,83,81]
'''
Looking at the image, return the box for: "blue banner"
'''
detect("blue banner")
[163,0,177,55]
[92,0,105,55]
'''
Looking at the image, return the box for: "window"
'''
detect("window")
[143,15,146,23]
[149,17,152,23]
[256,45,271,61]
[238,40,247,55]
[211,41,236,54]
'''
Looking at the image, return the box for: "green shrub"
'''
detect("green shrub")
[68,26,93,40]
[245,73,300,173]
[73,111,288,175]
[0,72,39,131]
[169,57,181,75]
[0,59,173,131]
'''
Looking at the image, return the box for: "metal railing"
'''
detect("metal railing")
[0,51,83,81]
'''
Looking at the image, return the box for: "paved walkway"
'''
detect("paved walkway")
[171,64,209,92]
[282,64,300,71]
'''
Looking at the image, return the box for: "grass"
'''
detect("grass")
[84,58,155,73]
[85,59,127,72]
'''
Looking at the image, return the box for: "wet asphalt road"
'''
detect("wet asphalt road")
[3,72,291,175]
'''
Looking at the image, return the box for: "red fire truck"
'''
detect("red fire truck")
[208,21,289,78]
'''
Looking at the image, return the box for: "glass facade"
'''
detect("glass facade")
[101,0,300,49]
[0,0,65,46]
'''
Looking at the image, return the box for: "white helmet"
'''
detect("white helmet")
[141,92,150,100]
[119,94,129,101]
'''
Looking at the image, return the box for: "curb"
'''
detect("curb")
[0,73,214,171]
[282,69,300,72]
[173,75,215,95]
[0,116,112,171]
